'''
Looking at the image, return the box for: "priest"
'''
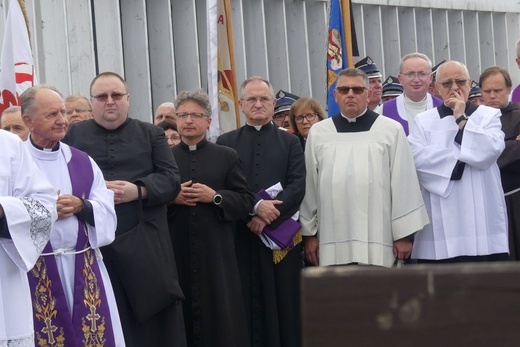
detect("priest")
[168,89,254,346]
[21,85,124,346]
[64,72,186,346]
[301,68,429,267]
[0,130,57,347]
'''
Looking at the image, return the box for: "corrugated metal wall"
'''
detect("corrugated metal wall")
[0,0,518,124]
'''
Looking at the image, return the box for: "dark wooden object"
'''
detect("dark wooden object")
[301,263,520,347]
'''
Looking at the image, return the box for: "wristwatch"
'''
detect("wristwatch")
[212,193,223,205]
[455,113,468,124]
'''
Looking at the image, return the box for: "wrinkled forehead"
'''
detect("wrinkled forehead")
[437,63,469,81]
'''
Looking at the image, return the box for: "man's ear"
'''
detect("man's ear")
[22,114,33,130]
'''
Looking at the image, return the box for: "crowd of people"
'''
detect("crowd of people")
[0,39,519,346]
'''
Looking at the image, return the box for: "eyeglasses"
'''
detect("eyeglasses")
[438,79,468,89]
[167,135,181,141]
[65,108,90,115]
[241,97,274,105]
[400,72,431,80]
[294,113,318,124]
[176,112,207,120]
[336,86,367,95]
[91,93,128,102]
[273,112,289,121]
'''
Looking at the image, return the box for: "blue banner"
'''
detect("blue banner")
[326,0,348,117]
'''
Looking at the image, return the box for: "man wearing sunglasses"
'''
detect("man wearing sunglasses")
[408,61,508,264]
[376,53,443,136]
[301,67,429,268]
[64,72,186,346]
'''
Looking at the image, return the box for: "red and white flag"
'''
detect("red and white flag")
[207,0,239,141]
[0,0,37,114]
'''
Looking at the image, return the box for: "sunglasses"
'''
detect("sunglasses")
[336,86,367,95]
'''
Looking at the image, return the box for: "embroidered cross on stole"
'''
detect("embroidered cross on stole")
[27,147,116,347]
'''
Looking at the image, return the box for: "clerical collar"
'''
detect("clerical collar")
[180,138,208,151]
[246,122,272,131]
[29,136,60,152]
[341,108,368,123]
[332,109,378,133]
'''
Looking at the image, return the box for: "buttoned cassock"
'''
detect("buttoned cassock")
[217,122,305,347]
[64,117,186,347]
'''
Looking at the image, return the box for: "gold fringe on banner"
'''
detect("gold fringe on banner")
[272,231,302,264]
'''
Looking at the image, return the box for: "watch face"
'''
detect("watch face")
[213,194,222,204]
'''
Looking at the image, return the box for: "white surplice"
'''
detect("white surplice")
[300,116,429,267]
[408,105,508,260]
[26,140,125,346]
[0,131,57,346]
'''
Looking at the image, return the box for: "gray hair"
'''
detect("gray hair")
[174,89,212,117]
[155,102,175,116]
[21,84,62,118]
[435,60,470,81]
[337,68,369,88]
[65,94,91,110]
[2,105,21,116]
[399,52,433,73]
[238,76,275,100]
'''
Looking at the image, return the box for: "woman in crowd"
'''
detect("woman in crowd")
[157,120,181,147]
[288,97,326,149]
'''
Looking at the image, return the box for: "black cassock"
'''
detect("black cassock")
[168,139,254,346]
[217,123,306,347]
[64,118,186,347]
[498,102,520,260]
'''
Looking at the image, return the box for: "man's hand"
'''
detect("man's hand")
[106,180,143,204]
[173,180,216,206]
[57,194,84,220]
[304,236,319,266]
[247,216,267,235]
[393,238,413,260]
[256,199,282,225]
[444,88,467,118]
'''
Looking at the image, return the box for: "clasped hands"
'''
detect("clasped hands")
[174,180,215,206]
[247,199,282,235]
[56,189,84,220]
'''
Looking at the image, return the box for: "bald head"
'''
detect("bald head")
[154,102,176,125]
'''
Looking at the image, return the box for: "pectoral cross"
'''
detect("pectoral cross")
[42,317,57,344]
[87,306,101,332]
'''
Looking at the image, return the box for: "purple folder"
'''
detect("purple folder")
[258,189,301,249]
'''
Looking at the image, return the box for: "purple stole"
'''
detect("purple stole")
[512,85,520,103]
[382,95,443,135]
[28,147,115,347]
[382,98,410,135]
